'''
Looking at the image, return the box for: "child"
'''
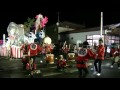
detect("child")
[57,55,67,72]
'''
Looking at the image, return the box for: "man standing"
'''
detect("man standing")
[27,39,42,77]
[76,41,96,78]
[94,38,105,76]
[27,39,42,63]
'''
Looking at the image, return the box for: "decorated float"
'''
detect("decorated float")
[0,13,55,60]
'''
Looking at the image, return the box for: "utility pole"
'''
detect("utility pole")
[100,12,103,37]
[100,12,105,45]
[56,12,60,26]
[56,12,60,44]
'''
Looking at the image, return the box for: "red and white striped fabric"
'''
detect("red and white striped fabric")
[0,45,23,58]
[0,46,2,56]
[11,45,23,58]
[0,46,7,56]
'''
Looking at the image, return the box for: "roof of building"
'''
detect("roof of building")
[108,28,120,35]
[47,21,120,35]
[59,21,86,30]
[46,21,85,32]
[47,21,85,28]
[59,25,109,34]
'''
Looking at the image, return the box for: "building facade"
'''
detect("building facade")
[46,21,120,48]
[46,21,85,44]
[59,25,120,47]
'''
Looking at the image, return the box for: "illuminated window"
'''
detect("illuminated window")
[87,36,93,39]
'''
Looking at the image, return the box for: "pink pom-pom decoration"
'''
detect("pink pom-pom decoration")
[41,16,48,27]
[35,15,38,19]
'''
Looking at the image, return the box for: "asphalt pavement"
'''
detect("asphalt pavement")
[0,56,120,78]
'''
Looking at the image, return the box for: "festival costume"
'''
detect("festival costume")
[21,44,29,69]
[110,48,120,69]
[62,46,70,60]
[94,39,105,75]
[24,43,42,79]
[57,58,67,71]
[76,41,96,78]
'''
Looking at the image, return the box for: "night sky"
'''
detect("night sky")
[1,12,120,39]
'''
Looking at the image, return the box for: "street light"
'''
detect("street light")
[56,12,60,44]
[56,12,60,26]
[56,22,59,26]
[100,12,105,45]
[56,12,60,34]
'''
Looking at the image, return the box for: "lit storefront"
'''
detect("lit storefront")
[87,34,120,46]
[87,35,104,46]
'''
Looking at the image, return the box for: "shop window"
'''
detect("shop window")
[87,36,93,39]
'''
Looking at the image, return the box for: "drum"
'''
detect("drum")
[46,54,54,64]
[115,56,120,63]
[67,53,75,61]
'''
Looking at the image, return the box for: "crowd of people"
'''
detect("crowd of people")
[20,37,54,77]
[19,35,120,78]
[57,38,120,78]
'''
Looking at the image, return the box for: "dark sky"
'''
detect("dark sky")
[1,12,120,39]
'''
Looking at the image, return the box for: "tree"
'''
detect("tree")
[24,17,35,33]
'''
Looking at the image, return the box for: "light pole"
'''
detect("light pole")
[56,12,60,26]
[56,12,60,44]
[100,12,105,45]
[100,12,103,37]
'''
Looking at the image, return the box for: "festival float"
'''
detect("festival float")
[0,13,55,62]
